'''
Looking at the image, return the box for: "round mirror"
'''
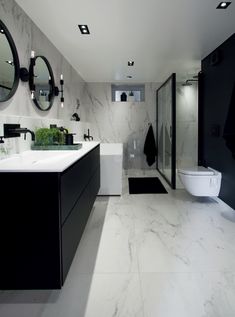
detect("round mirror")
[29,56,55,111]
[0,20,20,102]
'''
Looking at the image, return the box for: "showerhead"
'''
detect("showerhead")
[182,78,198,86]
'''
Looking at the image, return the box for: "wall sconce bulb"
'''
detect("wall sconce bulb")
[58,76,65,108]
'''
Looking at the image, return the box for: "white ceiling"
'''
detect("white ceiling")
[16,0,235,83]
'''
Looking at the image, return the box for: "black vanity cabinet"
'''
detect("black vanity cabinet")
[0,145,100,290]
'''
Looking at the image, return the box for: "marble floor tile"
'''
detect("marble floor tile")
[72,198,138,274]
[135,192,235,272]
[0,274,144,317]
[75,225,138,274]
[140,272,235,317]
[104,199,134,230]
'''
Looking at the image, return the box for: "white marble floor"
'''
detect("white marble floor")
[1,170,235,317]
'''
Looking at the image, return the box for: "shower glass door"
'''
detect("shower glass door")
[156,73,176,189]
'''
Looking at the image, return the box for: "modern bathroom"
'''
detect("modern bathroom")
[0,0,235,316]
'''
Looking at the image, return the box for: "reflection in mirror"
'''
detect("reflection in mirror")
[29,56,55,111]
[0,20,20,102]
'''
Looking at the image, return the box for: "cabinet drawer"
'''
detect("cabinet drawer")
[61,169,100,282]
[89,145,100,174]
[60,146,99,224]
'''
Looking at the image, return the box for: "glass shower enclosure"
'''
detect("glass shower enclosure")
[156,73,176,189]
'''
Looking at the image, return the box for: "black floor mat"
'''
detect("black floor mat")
[128,177,168,194]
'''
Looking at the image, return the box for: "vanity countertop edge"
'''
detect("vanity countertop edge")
[0,141,100,173]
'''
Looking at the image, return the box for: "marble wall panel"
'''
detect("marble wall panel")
[176,83,198,188]
[83,82,160,169]
[0,0,88,156]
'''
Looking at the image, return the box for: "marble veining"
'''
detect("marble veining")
[0,115,90,158]
[83,83,160,169]
[83,82,198,178]
[0,0,86,120]
[0,0,89,157]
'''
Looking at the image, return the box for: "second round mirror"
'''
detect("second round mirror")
[29,56,55,111]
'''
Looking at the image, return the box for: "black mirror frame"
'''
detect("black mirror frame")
[29,55,55,111]
[0,20,20,102]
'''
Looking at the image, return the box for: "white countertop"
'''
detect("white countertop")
[0,141,100,173]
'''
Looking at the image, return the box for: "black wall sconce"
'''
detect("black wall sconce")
[18,51,34,83]
[19,67,29,82]
[29,50,36,99]
[55,74,64,108]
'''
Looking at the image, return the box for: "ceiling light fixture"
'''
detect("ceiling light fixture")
[0,29,4,34]
[128,61,134,66]
[216,2,231,9]
[78,25,90,34]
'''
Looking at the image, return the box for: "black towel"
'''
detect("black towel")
[144,125,157,166]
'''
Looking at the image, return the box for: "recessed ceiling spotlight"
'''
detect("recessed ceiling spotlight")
[216,2,231,9]
[127,75,132,78]
[128,61,134,66]
[0,29,4,34]
[78,25,90,34]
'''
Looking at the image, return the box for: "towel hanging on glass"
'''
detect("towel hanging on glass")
[144,124,157,166]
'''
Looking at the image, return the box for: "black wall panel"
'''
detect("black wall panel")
[200,34,235,208]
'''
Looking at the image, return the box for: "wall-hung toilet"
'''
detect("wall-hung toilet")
[178,166,222,197]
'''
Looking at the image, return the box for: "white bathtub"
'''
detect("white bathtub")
[98,143,123,195]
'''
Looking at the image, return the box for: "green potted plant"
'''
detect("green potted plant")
[32,127,82,150]
[34,128,65,146]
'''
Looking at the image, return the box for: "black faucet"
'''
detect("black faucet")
[58,126,68,134]
[11,128,35,141]
[4,124,35,141]
[50,124,68,134]
[84,129,93,141]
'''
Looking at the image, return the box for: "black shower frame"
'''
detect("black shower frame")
[156,73,176,189]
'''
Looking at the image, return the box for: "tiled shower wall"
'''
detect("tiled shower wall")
[176,83,198,187]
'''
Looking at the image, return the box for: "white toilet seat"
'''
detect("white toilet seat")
[178,166,215,176]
